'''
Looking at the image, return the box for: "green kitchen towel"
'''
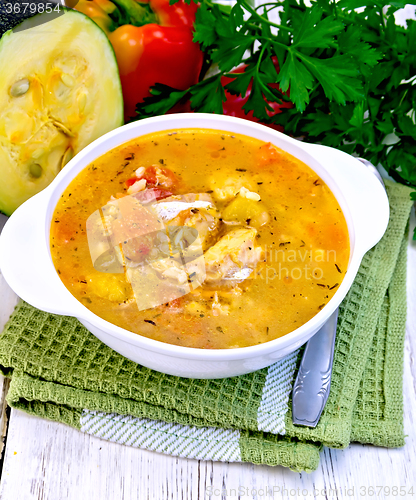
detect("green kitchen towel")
[0,180,413,473]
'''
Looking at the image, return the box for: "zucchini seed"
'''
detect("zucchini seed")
[52,119,75,137]
[10,78,30,97]
[30,163,43,178]
[61,73,75,87]
[60,147,73,171]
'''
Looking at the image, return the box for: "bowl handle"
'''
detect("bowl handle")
[302,143,390,254]
[0,193,81,317]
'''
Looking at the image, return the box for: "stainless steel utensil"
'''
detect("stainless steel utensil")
[292,309,338,427]
[292,158,386,427]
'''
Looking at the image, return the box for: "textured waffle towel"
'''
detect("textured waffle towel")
[0,180,413,472]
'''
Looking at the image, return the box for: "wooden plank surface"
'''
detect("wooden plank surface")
[0,209,414,499]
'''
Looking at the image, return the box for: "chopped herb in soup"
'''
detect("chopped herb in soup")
[50,129,350,349]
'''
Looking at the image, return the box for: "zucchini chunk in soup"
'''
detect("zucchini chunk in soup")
[50,129,350,349]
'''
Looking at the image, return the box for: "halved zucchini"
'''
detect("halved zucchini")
[0,9,123,215]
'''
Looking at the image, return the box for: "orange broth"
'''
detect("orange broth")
[50,129,350,348]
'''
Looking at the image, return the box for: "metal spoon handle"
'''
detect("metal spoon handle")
[292,309,338,427]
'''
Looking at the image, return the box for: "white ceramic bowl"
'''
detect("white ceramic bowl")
[0,114,389,378]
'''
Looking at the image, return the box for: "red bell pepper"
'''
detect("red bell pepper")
[76,0,203,122]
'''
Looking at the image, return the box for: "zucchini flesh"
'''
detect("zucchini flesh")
[0,9,123,215]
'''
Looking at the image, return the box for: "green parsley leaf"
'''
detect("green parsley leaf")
[277,52,314,112]
[300,54,364,104]
[292,10,344,49]
[193,3,218,48]
[224,65,256,98]
[135,84,187,119]
[190,76,226,114]
[213,34,256,73]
